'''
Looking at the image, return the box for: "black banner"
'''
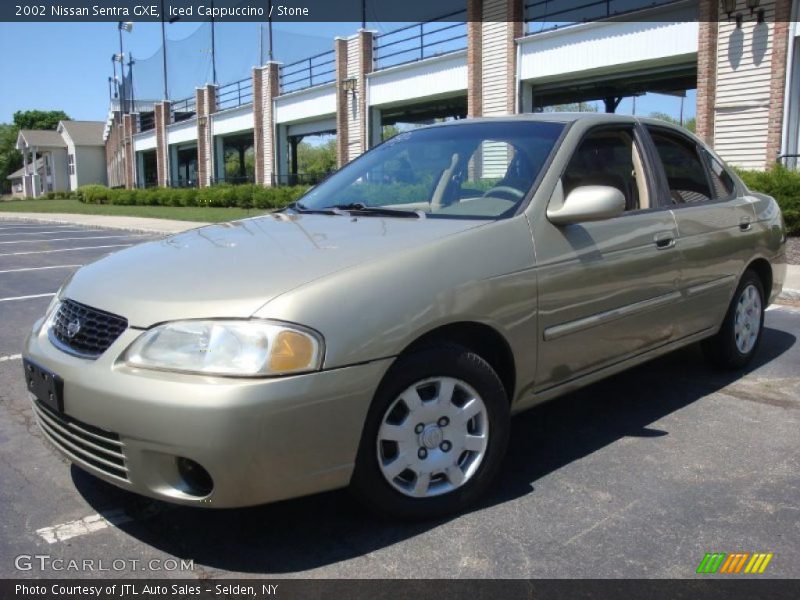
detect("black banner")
[0,0,790,23]
[2,579,800,600]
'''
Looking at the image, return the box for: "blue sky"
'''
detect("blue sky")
[0,21,695,125]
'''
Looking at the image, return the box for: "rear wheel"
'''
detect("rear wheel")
[350,345,509,519]
[702,270,765,369]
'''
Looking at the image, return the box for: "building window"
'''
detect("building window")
[68,153,75,176]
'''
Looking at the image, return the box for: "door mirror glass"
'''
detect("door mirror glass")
[547,185,626,225]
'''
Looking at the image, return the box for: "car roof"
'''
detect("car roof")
[419,112,691,132]
[415,112,702,145]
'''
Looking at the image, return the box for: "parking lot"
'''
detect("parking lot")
[0,218,798,579]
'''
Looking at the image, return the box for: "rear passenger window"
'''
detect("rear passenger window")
[702,150,735,199]
[648,129,712,205]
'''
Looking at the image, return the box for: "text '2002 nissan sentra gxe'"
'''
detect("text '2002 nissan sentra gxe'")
[23,114,785,519]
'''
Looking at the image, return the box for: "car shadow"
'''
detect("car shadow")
[73,326,796,574]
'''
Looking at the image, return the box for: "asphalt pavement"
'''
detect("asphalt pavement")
[0,218,798,580]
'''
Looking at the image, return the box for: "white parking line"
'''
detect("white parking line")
[0,354,22,363]
[0,293,55,303]
[36,505,163,544]
[0,234,150,245]
[36,511,126,544]
[0,264,81,275]
[0,230,93,237]
[0,244,133,257]
[0,225,77,231]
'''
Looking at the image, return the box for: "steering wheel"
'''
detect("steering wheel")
[482,185,526,201]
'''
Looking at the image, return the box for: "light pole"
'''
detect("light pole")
[118,21,133,113]
[210,1,217,84]
[160,0,169,100]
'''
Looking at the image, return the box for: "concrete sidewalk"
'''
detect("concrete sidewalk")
[0,212,207,234]
[783,264,800,300]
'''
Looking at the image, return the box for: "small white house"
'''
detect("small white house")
[15,120,107,198]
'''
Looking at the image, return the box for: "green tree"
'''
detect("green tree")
[648,111,696,133]
[545,102,599,113]
[0,124,21,194]
[13,110,70,131]
[0,110,70,194]
[297,139,337,174]
[381,124,401,141]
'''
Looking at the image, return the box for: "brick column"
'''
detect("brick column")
[253,62,280,186]
[696,0,719,146]
[154,101,171,187]
[104,111,125,188]
[467,0,483,118]
[334,37,349,169]
[467,0,523,118]
[336,30,374,167]
[196,84,217,187]
[766,0,793,167]
[122,113,138,189]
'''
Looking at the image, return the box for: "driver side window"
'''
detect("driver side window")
[562,128,650,212]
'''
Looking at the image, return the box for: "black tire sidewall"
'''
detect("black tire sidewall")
[350,345,510,520]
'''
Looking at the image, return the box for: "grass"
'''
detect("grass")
[0,198,268,223]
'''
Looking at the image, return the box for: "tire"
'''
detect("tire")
[350,344,510,520]
[702,269,765,370]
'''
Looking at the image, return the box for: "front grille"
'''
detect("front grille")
[32,399,128,481]
[50,299,128,358]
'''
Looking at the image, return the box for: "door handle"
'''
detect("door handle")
[654,232,676,250]
[740,217,752,232]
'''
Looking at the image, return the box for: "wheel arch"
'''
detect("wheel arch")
[399,321,517,403]
[745,258,773,301]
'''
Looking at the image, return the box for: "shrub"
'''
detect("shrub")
[77,184,111,204]
[73,183,309,211]
[737,165,800,235]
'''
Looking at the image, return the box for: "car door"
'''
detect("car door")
[643,126,757,338]
[532,124,682,392]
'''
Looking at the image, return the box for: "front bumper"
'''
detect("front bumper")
[24,322,392,508]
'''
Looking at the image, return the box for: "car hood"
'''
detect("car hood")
[63,213,486,327]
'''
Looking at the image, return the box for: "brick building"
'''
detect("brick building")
[106,0,800,190]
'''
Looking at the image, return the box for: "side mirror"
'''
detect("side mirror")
[547,184,626,225]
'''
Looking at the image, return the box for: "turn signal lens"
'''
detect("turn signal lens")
[269,330,315,373]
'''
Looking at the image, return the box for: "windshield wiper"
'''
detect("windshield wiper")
[284,201,424,218]
[283,201,338,215]
[326,203,424,218]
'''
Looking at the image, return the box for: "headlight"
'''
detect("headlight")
[122,320,324,377]
[37,272,74,335]
[38,298,62,335]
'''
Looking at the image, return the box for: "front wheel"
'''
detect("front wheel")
[350,345,510,519]
[702,270,765,369]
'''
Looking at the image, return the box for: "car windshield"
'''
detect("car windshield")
[296,121,565,220]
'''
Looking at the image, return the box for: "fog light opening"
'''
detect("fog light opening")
[176,457,213,497]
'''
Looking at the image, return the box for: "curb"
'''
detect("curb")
[0,214,205,235]
[778,288,800,302]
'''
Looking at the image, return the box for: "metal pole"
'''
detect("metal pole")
[118,23,126,114]
[160,0,169,99]
[128,54,136,114]
[680,95,685,126]
[268,1,274,61]
[210,1,217,84]
[259,24,264,65]
[111,57,118,100]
